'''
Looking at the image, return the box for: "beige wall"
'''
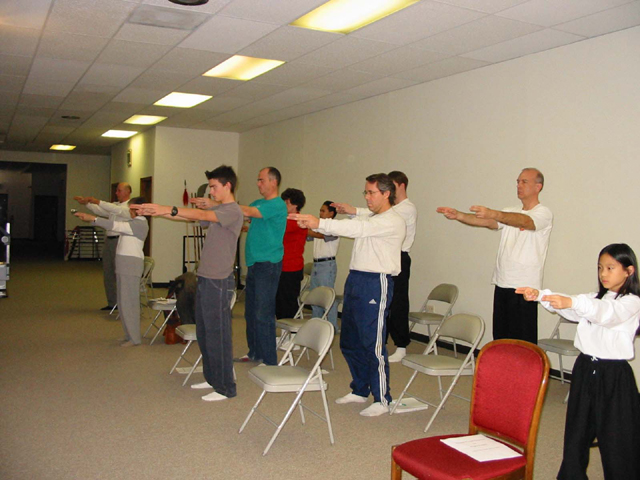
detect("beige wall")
[237,26,640,379]
[110,128,156,197]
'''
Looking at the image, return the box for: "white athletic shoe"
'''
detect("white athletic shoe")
[359,402,389,417]
[202,391,228,402]
[191,382,213,390]
[335,393,368,404]
[388,347,407,363]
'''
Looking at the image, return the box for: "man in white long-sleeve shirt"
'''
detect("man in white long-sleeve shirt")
[290,173,405,417]
[75,183,132,310]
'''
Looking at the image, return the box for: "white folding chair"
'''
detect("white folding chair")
[391,313,485,433]
[239,318,335,456]
[408,283,458,354]
[170,292,237,386]
[538,315,579,403]
[276,286,336,368]
[144,298,177,345]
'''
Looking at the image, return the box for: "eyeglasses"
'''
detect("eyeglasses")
[362,190,381,197]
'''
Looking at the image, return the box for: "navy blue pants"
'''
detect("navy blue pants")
[340,270,394,405]
[245,261,281,365]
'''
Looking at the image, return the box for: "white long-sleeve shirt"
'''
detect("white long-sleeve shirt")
[357,198,417,253]
[316,207,405,275]
[86,200,130,237]
[537,289,640,360]
[94,216,148,260]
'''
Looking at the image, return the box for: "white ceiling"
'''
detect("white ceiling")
[1,0,639,154]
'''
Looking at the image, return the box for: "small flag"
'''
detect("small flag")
[183,180,189,206]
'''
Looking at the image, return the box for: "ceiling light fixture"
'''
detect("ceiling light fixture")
[125,115,167,125]
[102,130,138,139]
[154,92,212,108]
[50,144,76,151]
[203,55,285,81]
[168,0,209,5]
[291,0,420,34]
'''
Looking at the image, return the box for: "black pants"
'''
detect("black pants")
[275,269,303,319]
[386,251,411,348]
[558,354,640,480]
[492,286,538,344]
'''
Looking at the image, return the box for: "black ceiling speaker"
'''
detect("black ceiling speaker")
[169,0,209,5]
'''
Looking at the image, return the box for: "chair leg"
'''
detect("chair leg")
[425,374,464,433]
[110,304,118,315]
[143,310,163,338]
[183,354,202,386]
[328,348,334,370]
[170,340,194,374]
[563,390,570,404]
[263,387,308,455]
[320,385,335,446]
[391,446,403,480]
[390,370,418,415]
[239,390,267,434]
[150,309,174,345]
[558,354,565,384]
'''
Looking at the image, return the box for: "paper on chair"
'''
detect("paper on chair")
[440,435,522,462]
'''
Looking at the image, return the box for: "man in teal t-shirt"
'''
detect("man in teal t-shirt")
[235,167,287,365]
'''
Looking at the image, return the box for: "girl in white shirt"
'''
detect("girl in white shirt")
[517,243,640,480]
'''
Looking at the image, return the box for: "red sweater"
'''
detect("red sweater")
[282,219,307,272]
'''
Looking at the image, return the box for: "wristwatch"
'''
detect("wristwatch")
[170,206,178,217]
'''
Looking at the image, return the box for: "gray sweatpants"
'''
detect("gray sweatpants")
[102,236,119,307]
[116,255,143,345]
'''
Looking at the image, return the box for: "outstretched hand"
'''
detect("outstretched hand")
[190,197,215,210]
[540,295,572,309]
[515,287,539,301]
[130,203,170,217]
[436,206,459,220]
[330,202,356,215]
[74,212,96,222]
[469,205,495,219]
[288,213,319,230]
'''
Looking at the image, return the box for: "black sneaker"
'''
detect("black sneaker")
[101,305,115,311]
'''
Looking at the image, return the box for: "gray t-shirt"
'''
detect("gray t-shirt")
[197,202,243,280]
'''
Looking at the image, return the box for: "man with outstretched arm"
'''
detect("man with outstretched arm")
[436,167,553,344]
[291,173,405,417]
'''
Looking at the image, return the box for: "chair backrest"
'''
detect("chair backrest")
[303,262,314,276]
[428,283,458,305]
[292,318,334,355]
[230,290,237,311]
[142,256,155,283]
[549,315,574,339]
[300,274,311,295]
[470,340,550,477]
[437,313,484,346]
[302,286,336,312]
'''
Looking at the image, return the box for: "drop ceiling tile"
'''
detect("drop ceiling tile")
[411,15,544,55]
[251,86,331,110]
[554,1,640,37]
[59,91,114,112]
[72,84,122,95]
[435,0,532,14]
[135,105,183,117]
[497,0,632,27]
[81,111,132,129]
[179,16,279,54]
[18,94,65,109]
[350,46,449,76]
[239,26,341,62]
[218,0,326,23]
[178,76,241,96]
[100,102,148,115]
[151,48,232,76]
[192,95,252,112]
[96,40,173,68]
[462,28,584,62]
[158,109,213,127]
[0,74,26,95]
[115,23,191,45]
[127,4,210,31]
[14,106,56,118]
[190,119,238,130]
[0,92,20,106]
[341,77,421,99]
[23,79,75,97]
[79,64,145,87]
[252,62,335,87]
[112,87,170,104]
[353,1,486,45]
[211,104,275,124]
[0,104,17,117]
[34,132,70,144]
[394,56,490,82]
[303,69,382,92]
[36,31,110,62]
[45,0,138,37]
[0,54,32,76]
[295,36,398,69]
[0,0,52,29]
[46,112,85,127]
[0,25,40,57]
[220,82,289,101]
[129,70,196,91]
[29,58,91,84]
[40,125,76,135]
[142,0,231,15]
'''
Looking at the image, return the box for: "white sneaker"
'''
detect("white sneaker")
[335,393,367,404]
[359,402,389,417]
[191,382,213,390]
[202,391,228,402]
[388,347,406,363]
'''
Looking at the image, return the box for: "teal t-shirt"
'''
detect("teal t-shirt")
[245,197,287,266]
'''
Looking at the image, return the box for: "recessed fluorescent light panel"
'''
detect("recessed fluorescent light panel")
[291,0,420,34]
[102,130,138,139]
[125,115,167,125]
[154,92,212,108]
[50,144,76,151]
[203,56,285,81]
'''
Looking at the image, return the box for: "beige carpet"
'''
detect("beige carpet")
[0,258,605,479]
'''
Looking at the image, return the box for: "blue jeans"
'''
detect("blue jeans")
[245,261,282,365]
[310,260,338,329]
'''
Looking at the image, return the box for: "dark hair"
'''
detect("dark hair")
[129,196,145,205]
[388,171,409,189]
[266,167,281,186]
[596,243,640,299]
[366,173,396,205]
[281,188,305,211]
[323,201,337,218]
[206,165,237,193]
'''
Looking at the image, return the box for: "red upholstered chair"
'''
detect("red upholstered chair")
[391,339,550,480]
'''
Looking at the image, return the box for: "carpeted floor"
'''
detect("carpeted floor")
[0,257,605,479]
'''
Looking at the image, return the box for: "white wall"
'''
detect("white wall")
[237,27,640,379]
[0,150,111,233]
[153,126,239,282]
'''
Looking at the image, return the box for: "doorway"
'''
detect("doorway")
[140,176,152,257]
